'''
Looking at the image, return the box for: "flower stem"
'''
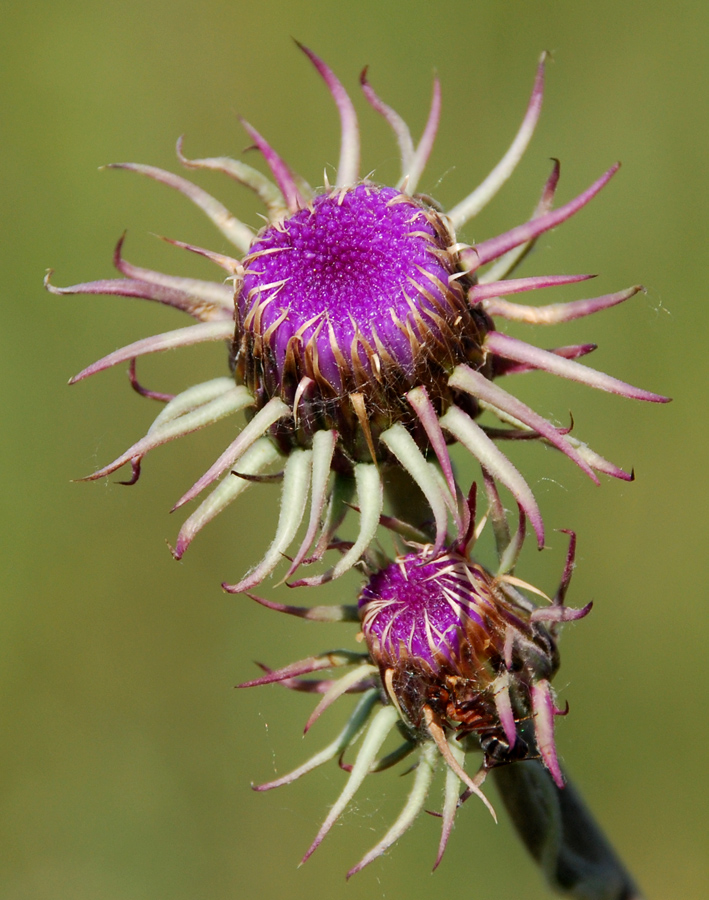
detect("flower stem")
[493,759,644,900]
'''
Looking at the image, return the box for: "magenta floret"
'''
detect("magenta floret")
[358,552,489,668]
[241,185,454,388]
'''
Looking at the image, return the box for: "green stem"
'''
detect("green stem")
[493,760,644,900]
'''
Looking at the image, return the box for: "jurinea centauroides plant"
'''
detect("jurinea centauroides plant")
[54,46,663,897]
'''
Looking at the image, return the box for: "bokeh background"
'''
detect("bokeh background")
[2,1,707,898]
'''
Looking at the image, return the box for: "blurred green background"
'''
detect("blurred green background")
[2,1,707,898]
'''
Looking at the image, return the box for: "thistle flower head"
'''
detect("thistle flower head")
[49,43,668,591]
[238,183,487,462]
[358,549,556,736]
[241,497,590,876]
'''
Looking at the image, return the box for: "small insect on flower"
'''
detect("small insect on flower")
[240,486,590,876]
[48,43,668,590]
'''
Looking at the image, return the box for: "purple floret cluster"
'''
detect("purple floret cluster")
[241,185,454,386]
[360,552,479,669]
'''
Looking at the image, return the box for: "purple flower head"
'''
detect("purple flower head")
[241,495,591,876]
[241,185,458,391]
[49,43,668,591]
[359,552,507,678]
[238,184,486,462]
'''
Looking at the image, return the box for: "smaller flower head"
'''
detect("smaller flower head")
[241,494,590,876]
[359,549,557,747]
